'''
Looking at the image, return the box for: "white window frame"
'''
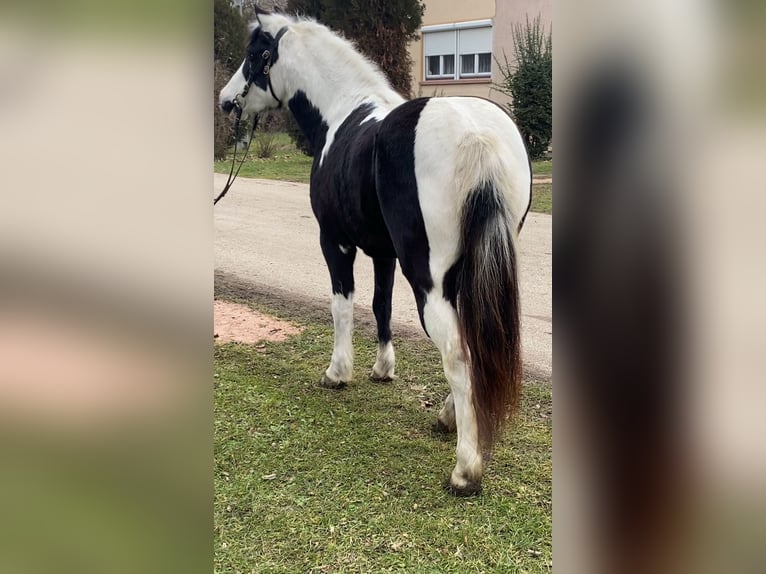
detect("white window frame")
[459,52,492,78]
[426,54,455,80]
[422,19,493,81]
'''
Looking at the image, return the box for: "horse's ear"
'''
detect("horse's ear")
[249,4,270,31]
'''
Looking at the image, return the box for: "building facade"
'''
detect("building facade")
[409,0,552,104]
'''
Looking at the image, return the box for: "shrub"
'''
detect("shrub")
[254,112,284,158]
[496,16,552,160]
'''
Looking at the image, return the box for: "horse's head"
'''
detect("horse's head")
[219,16,290,116]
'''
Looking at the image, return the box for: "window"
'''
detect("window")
[423,30,456,79]
[427,54,454,78]
[423,20,492,81]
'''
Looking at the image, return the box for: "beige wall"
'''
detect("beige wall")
[419,0,495,26]
[409,0,551,104]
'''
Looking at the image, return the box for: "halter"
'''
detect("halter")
[237,25,288,110]
[214,25,289,206]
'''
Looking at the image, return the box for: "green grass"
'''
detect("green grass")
[215,134,552,213]
[214,133,313,183]
[531,160,552,177]
[214,303,552,573]
[531,184,552,215]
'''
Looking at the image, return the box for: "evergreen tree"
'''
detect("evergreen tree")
[496,17,552,160]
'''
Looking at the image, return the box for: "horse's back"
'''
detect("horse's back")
[375,97,531,284]
[377,97,530,226]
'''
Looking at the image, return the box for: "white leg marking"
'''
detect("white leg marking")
[325,292,354,382]
[371,340,396,380]
[423,294,482,486]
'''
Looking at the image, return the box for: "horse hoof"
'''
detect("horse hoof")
[319,374,347,389]
[431,419,455,434]
[369,371,394,383]
[443,477,483,497]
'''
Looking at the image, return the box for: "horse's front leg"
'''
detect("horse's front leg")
[319,233,357,389]
[371,257,396,381]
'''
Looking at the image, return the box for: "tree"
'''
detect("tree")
[215,0,247,74]
[496,17,552,160]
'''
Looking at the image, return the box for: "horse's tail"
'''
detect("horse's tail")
[454,132,523,450]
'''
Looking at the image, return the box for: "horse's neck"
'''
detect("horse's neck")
[284,36,404,153]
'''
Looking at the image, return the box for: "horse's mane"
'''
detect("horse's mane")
[255,12,403,104]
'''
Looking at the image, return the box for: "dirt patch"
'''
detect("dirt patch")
[215,270,426,340]
[214,300,303,344]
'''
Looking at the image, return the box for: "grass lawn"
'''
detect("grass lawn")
[531,184,552,215]
[531,160,552,177]
[214,301,552,573]
[215,133,553,213]
[214,133,313,184]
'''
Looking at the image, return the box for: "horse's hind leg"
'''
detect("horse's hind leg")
[371,257,396,381]
[319,232,356,389]
[422,293,483,496]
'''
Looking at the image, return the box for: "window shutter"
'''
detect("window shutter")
[458,27,492,56]
[424,30,455,57]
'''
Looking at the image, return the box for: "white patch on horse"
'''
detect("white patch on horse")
[371,340,395,380]
[319,124,340,167]
[360,106,388,125]
[320,105,388,166]
[219,61,248,108]
[338,244,350,255]
[325,292,354,382]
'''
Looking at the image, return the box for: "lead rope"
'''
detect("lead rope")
[214,110,259,206]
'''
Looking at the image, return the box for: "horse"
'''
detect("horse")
[219,9,531,496]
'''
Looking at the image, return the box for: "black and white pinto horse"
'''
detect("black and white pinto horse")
[220,11,531,496]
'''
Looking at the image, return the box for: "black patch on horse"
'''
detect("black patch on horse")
[243,27,282,92]
[374,97,433,332]
[288,90,328,157]
[312,102,395,260]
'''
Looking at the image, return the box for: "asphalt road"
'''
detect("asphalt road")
[214,174,552,379]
